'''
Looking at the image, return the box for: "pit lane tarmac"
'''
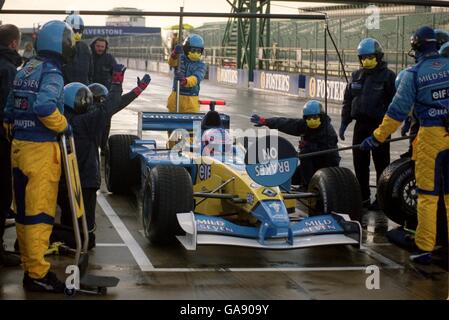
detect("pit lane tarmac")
[0,70,447,300]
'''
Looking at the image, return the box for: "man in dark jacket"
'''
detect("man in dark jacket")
[90,37,117,152]
[0,24,22,267]
[51,67,151,249]
[339,38,396,209]
[90,37,117,90]
[62,14,93,85]
[251,100,340,187]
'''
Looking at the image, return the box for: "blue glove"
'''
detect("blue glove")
[174,70,187,86]
[360,135,380,151]
[250,114,266,127]
[401,116,412,137]
[112,64,126,84]
[137,74,151,89]
[133,74,151,96]
[339,123,349,141]
[174,44,184,55]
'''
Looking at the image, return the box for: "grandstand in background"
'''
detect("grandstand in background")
[192,3,449,74]
[99,3,449,77]
[195,3,449,50]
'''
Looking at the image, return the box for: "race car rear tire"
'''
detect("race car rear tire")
[307,167,363,221]
[105,134,140,194]
[377,158,417,229]
[142,165,193,245]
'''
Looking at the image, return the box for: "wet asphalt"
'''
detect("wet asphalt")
[0,69,447,300]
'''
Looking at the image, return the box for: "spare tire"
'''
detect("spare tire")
[377,158,417,229]
[142,165,193,245]
[105,134,140,194]
[308,167,363,221]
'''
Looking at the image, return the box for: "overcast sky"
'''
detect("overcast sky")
[1,0,332,28]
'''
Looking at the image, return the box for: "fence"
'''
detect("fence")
[109,44,415,78]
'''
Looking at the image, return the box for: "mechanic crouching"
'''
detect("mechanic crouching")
[250,100,340,188]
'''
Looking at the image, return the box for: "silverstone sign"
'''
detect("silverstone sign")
[83,26,161,37]
[307,76,347,102]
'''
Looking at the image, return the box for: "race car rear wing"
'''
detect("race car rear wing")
[137,112,230,138]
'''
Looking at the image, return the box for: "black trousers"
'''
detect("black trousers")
[101,121,111,151]
[292,154,341,187]
[58,186,97,232]
[0,135,12,241]
[352,120,390,202]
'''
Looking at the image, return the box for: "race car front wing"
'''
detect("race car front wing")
[176,212,362,250]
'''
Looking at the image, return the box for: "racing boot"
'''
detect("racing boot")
[23,271,66,293]
[409,250,433,265]
[386,227,416,251]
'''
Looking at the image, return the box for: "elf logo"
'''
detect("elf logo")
[199,164,211,181]
[431,87,449,101]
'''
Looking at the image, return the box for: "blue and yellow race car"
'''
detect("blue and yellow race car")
[105,101,363,250]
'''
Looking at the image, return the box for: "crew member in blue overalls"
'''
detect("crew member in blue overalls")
[167,34,207,113]
[3,20,75,292]
[401,29,449,147]
[361,26,449,264]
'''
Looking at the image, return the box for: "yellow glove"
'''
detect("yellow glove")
[3,122,13,142]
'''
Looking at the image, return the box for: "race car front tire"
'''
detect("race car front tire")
[307,167,363,221]
[105,134,140,194]
[142,165,193,244]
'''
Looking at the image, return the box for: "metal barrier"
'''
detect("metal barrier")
[108,45,414,78]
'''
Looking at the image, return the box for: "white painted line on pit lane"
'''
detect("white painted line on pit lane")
[130,266,403,272]
[360,246,403,268]
[96,243,127,247]
[97,194,155,271]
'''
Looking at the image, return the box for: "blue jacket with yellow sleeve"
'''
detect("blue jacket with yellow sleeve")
[4,56,67,142]
[374,53,449,142]
[169,54,206,97]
